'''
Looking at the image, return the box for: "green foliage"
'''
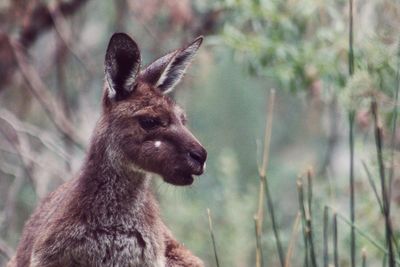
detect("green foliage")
[216,0,349,92]
[216,0,399,118]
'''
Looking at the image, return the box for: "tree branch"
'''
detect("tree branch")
[9,38,85,150]
[19,0,89,48]
[0,0,89,90]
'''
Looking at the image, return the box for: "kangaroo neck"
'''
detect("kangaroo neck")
[78,129,152,212]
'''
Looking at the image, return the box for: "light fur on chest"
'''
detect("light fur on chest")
[30,229,166,267]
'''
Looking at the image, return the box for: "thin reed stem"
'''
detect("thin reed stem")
[362,249,367,267]
[388,36,400,266]
[255,89,284,267]
[389,37,400,206]
[306,217,318,267]
[327,206,400,265]
[349,0,354,76]
[361,160,384,212]
[348,0,356,265]
[259,89,276,177]
[285,212,301,267]
[362,160,400,258]
[254,216,263,267]
[383,254,387,267]
[323,206,329,267]
[264,179,285,266]
[307,169,313,219]
[306,169,318,267]
[255,188,264,267]
[297,179,309,267]
[349,110,356,267]
[207,209,220,267]
[371,101,395,267]
[333,213,339,267]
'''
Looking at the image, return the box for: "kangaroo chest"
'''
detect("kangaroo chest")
[65,184,166,267]
[69,222,166,267]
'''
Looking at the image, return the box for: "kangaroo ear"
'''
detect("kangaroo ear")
[105,33,141,100]
[140,36,203,94]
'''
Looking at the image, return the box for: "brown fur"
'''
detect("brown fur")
[8,33,206,267]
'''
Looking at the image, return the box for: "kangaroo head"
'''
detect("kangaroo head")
[101,33,206,186]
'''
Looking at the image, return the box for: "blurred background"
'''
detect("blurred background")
[1,0,400,266]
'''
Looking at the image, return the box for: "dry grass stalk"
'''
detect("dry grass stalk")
[255,89,279,267]
[284,212,301,267]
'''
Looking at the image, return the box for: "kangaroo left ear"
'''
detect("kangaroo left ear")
[140,36,203,94]
[105,33,141,100]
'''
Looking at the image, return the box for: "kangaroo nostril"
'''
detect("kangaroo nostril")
[189,149,206,165]
[189,151,202,163]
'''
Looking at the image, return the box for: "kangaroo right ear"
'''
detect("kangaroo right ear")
[140,37,203,94]
[105,33,141,100]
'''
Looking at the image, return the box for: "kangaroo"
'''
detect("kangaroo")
[7,33,207,267]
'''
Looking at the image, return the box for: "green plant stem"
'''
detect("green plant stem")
[348,0,356,265]
[362,160,400,258]
[207,209,220,267]
[349,110,356,267]
[362,249,367,267]
[285,212,301,267]
[307,170,318,267]
[371,101,395,267]
[307,217,318,267]
[323,207,329,267]
[333,213,339,267]
[264,178,285,266]
[384,254,388,267]
[255,181,265,267]
[307,170,313,218]
[256,89,283,267]
[297,180,309,267]
[349,0,354,76]
[389,37,400,207]
[327,206,400,265]
[361,160,384,212]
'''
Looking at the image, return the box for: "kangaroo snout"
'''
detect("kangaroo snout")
[187,146,207,175]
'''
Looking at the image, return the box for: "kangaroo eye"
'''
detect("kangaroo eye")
[138,117,161,130]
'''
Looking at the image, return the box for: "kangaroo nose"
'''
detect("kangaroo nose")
[189,147,207,166]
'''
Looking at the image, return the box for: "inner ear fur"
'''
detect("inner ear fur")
[105,33,141,100]
[140,36,203,94]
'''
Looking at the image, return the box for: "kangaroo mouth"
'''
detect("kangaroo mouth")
[162,160,206,186]
[164,171,196,186]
